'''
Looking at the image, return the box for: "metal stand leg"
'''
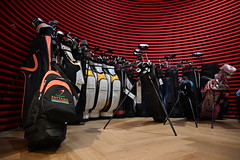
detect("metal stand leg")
[163,92,181,125]
[187,97,198,128]
[211,92,216,129]
[149,76,177,136]
[164,91,198,128]
[103,81,137,130]
[104,73,177,137]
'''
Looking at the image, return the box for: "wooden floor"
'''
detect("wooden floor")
[0,118,239,160]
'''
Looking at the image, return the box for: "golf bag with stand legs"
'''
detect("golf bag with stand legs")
[21,19,78,151]
[178,79,196,119]
[165,67,180,117]
[137,61,166,122]
[180,65,201,119]
[200,64,236,119]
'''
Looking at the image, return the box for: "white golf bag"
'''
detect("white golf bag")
[83,61,97,119]
[100,64,121,117]
[89,62,108,118]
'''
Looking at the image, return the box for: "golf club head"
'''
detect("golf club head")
[32,18,43,29]
[138,44,149,50]
[192,52,203,56]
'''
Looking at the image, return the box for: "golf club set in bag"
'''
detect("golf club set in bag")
[132,45,237,129]
[20,18,236,151]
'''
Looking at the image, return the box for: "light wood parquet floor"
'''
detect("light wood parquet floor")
[0,118,239,160]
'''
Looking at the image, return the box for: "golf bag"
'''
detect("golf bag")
[101,64,121,117]
[21,20,78,151]
[178,79,196,119]
[83,62,97,119]
[59,44,85,92]
[58,41,86,123]
[155,65,165,103]
[200,79,222,119]
[89,62,108,118]
[200,64,236,119]
[136,80,151,117]
[181,65,201,119]
[165,67,180,117]
[137,61,166,122]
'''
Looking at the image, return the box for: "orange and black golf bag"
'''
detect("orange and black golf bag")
[21,18,78,151]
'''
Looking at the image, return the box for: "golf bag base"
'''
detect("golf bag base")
[100,78,121,118]
[89,111,100,118]
[83,111,90,119]
[100,111,113,117]
[24,116,66,152]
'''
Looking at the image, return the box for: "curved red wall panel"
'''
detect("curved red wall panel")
[1,0,239,130]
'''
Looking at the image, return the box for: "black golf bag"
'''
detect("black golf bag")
[21,20,78,151]
[137,61,166,122]
[58,38,86,124]
[155,65,165,102]
[180,65,201,119]
[165,67,180,117]
[178,79,196,119]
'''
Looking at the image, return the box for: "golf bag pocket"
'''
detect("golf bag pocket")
[40,70,77,122]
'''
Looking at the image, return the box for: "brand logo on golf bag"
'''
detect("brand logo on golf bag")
[51,90,69,104]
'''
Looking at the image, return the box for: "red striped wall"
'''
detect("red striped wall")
[1,0,239,131]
